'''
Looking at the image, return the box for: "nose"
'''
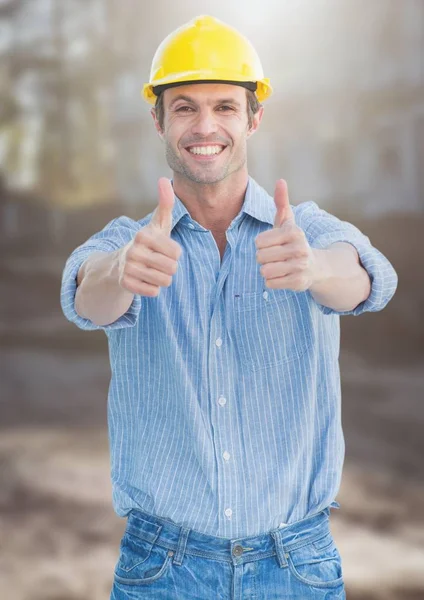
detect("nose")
[190,108,219,137]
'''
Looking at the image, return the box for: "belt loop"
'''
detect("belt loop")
[270,529,288,568]
[173,526,190,566]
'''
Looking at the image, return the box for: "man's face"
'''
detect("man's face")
[152,83,262,185]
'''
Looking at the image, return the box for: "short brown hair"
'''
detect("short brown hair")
[154,88,261,131]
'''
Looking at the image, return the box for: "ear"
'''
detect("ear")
[151,108,164,140]
[247,106,264,138]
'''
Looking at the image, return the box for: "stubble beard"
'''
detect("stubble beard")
[165,141,247,185]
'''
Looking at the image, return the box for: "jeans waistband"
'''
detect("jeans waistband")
[125,504,337,567]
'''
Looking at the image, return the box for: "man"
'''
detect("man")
[61,15,397,599]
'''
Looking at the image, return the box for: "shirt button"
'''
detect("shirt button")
[225,508,232,518]
[188,223,195,229]
[215,338,223,347]
[223,451,230,461]
[263,291,269,300]
[218,396,227,406]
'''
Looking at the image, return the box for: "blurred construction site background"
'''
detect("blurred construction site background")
[1,1,423,599]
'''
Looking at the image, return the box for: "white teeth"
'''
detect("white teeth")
[188,145,224,155]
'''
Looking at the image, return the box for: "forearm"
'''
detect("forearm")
[75,248,135,326]
[309,242,371,311]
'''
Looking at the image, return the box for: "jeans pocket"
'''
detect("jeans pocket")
[286,531,344,589]
[114,531,173,586]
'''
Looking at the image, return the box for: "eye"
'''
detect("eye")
[176,106,194,113]
[217,105,234,112]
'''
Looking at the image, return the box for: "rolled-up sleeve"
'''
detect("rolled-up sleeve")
[296,201,398,316]
[60,216,142,331]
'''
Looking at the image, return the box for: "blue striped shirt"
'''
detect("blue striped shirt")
[60,177,398,538]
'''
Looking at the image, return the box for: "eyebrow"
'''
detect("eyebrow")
[169,95,195,107]
[169,95,241,108]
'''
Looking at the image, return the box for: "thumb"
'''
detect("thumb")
[273,179,295,228]
[150,177,175,235]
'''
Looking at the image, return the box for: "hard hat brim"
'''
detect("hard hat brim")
[142,76,272,105]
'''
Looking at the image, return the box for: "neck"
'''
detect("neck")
[172,169,249,233]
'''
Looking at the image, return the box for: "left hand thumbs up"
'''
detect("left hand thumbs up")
[273,179,295,228]
[255,179,316,291]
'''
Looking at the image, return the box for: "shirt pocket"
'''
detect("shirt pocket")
[233,288,312,372]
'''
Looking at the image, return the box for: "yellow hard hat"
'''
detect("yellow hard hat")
[142,15,272,105]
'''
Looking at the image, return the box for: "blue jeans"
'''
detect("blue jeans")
[110,506,346,599]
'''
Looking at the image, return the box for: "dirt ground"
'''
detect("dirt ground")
[1,347,424,600]
[1,214,423,599]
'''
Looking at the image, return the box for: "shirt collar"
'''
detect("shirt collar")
[169,176,276,231]
[171,192,191,230]
[241,176,276,226]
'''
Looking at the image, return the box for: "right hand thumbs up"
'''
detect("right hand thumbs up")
[118,178,182,297]
[149,177,175,236]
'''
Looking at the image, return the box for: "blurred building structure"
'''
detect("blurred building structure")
[0,0,423,228]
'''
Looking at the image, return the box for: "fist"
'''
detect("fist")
[255,179,316,292]
[118,178,182,297]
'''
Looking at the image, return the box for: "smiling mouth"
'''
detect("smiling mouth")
[184,144,227,159]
